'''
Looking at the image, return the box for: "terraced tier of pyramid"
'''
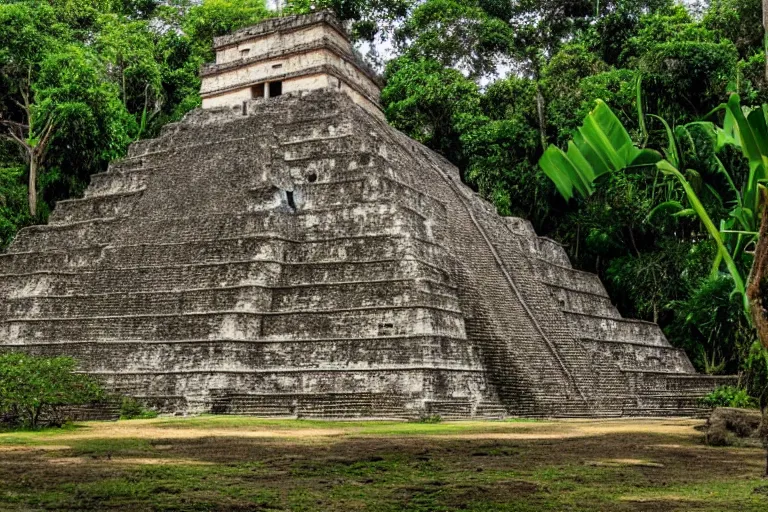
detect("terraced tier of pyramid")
[0,89,732,418]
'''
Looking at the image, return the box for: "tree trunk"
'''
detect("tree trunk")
[28,153,37,218]
[536,83,547,151]
[764,0,768,84]
[761,407,768,477]
[748,190,768,350]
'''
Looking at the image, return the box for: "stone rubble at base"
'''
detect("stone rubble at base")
[0,12,734,419]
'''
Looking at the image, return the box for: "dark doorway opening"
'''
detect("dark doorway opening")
[269,81,283,97]
[286,190,296,209]
[251,83,265,99]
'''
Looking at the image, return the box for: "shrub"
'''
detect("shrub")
[700,386,756,409]
[120,397,158,419]
[0,353,103,429]
[417,414,442,424]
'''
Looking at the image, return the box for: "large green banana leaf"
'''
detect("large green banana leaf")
[539,100,662,201]
[722,94,768,222]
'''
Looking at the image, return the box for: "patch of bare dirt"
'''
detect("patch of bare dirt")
[111,457,213,465]
[447,418,702,440]
[0,445,71,452]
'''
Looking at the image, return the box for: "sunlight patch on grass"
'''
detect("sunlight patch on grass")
[585,458,664,467]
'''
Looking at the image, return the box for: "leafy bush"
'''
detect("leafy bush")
[700,386,756,409]
[417,414,442,424]
[120,397,158,420]
[0,353,103,429]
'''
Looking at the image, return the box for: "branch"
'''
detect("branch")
[20,67,31,112]
[2,127,30,150]
[36,117,56,162]
[11,98,31,123]
[0,119,30,131]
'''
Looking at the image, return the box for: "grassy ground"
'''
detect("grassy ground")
[1,416,767,511]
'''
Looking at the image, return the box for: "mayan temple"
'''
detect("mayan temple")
[0,11,732,418]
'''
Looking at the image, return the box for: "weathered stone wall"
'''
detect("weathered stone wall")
[0,89,732,418]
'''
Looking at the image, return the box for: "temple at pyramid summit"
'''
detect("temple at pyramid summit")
[0,11,733,418]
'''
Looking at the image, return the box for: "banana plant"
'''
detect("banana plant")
[538,99,662,201]
[539,93,768,314]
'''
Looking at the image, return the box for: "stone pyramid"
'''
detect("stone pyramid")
[0,12,732,418]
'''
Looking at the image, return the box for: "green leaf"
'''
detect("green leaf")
[649,114,679,168]
[656,160,747,311]
[539,100,656,200]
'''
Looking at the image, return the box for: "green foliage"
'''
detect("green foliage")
[669,275,756,374]
[416,414,442,423]
[34,44,135,200]
[702,0,763,60]
[700,385,756,409]
[96,15,163,117]
[381,56,483,165]
[182,0,269,62]
[285,0,412,42]
[119,397,158,420]
[738,53,768,105]
[395,0,514,78]
[0,353,104,429]
[0,165,33,248]
[538,99,662,201]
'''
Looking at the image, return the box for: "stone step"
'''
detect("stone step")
[0,260,281,296]
[278,259,452,287]
[622,394,711,417]
[49,190,145,225]
[280,134,377,162]
[1,312,262,343]
[105,157,148,174]
[1,305,466,343]
[1,286,272,318]
[1,279,460,318]
[0,246,104,275]
[15,335,479,373]
[623,370,735,394]
[91,367,490,399]
[273,115,354,143]
[124,128,253,159]
[0,259,452,297]
[55,401,121,422]
[280,150,388,185]
[563,311,667,346]
[85,169,151,198]
[538,260,609,297]
[260,305,466,340]
[282,235,449,266]
[579,338,696,374]
[279,175,448,221]
[8,203,431,253]
[0,234,451,275]
[271,279,460,312]
[547,285,620,318]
